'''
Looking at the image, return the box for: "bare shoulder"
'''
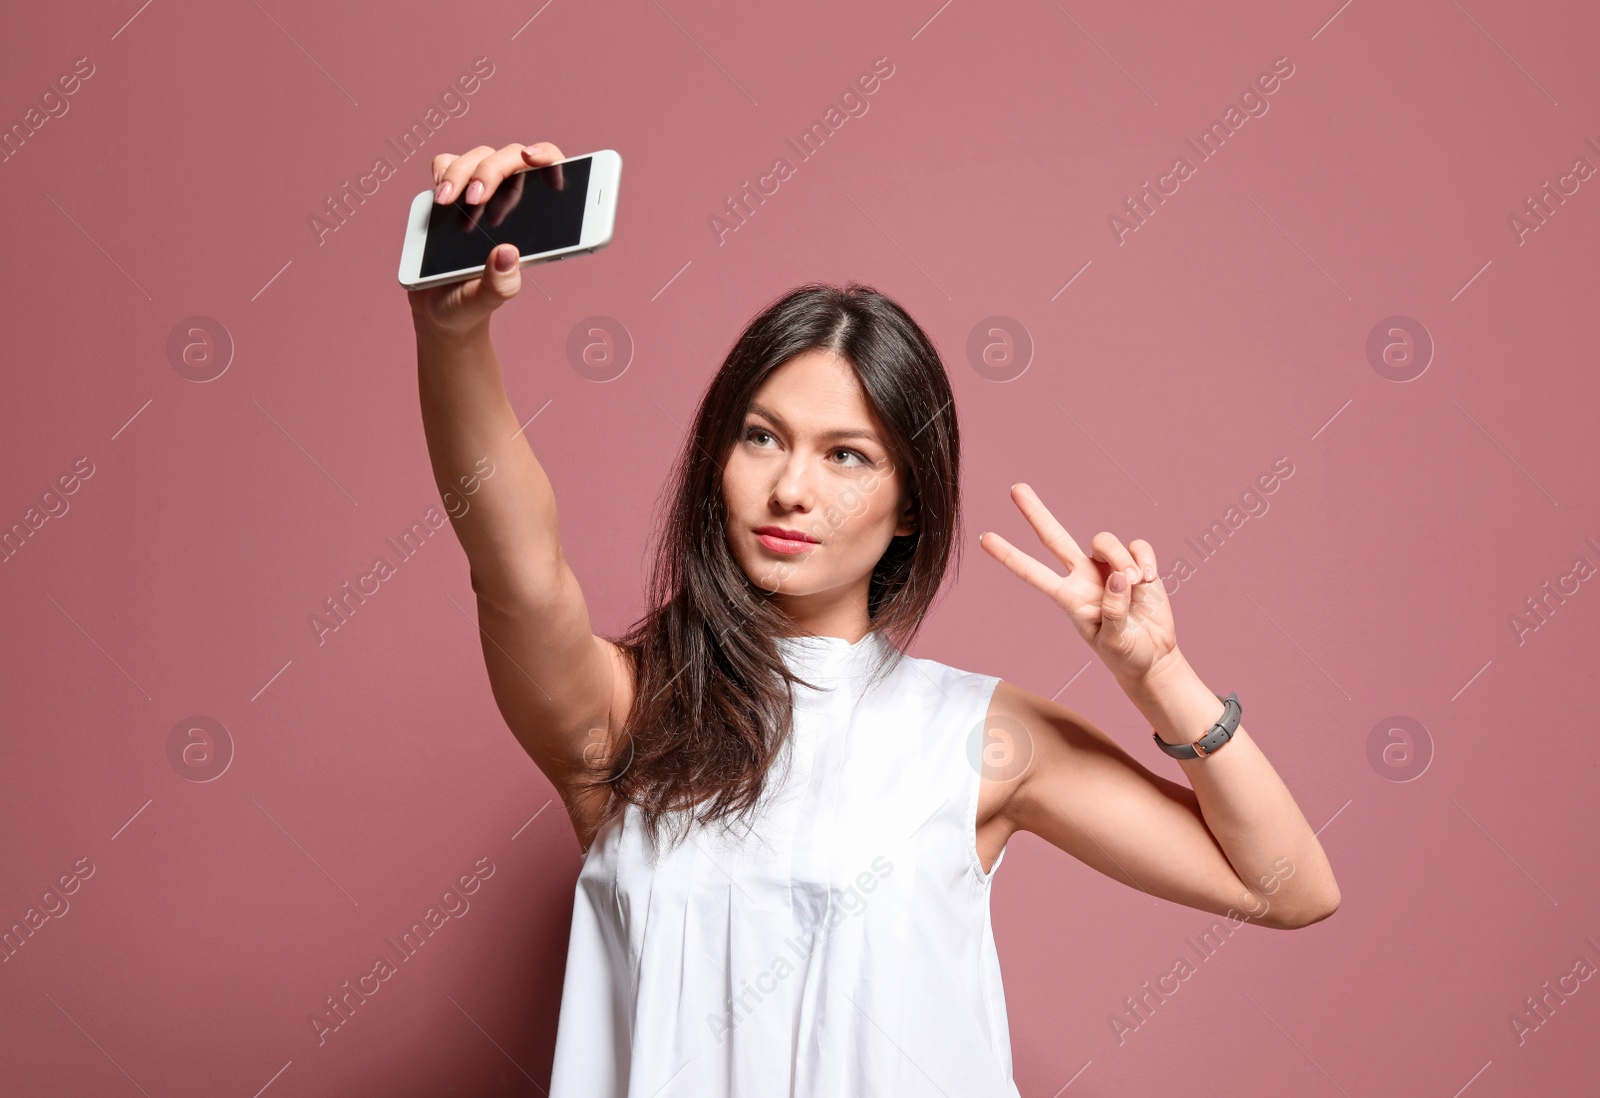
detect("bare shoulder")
[977,678,1115,833]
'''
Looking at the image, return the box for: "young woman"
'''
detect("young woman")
[410,141,1340,1097]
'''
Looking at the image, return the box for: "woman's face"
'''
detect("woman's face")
[722,350,915,634]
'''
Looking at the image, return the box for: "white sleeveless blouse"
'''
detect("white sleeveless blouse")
[548,629,1021,1097]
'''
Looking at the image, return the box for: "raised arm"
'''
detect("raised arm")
[409,141,631,843]
[978,485,1339,928]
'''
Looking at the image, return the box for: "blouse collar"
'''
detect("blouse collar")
[775,628,899,681]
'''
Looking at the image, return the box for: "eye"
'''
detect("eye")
[742,424,872,467]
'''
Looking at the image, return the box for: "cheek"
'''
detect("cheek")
[827,492,892,543]
[721,458,748,514]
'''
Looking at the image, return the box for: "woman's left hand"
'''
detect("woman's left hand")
[979,483,1180,686]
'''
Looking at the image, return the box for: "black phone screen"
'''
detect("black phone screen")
[419,155,593,277]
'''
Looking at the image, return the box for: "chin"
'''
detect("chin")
[749,564,797,596]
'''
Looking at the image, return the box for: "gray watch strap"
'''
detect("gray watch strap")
[1153,692,1240,759]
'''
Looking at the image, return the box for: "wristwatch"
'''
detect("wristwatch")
[1152,692,1240,759]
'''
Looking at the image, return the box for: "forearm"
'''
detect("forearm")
[414,316,562,607]
[1119,654,1341,927]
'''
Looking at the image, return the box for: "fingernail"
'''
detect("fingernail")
[493,247,516,271]
[464,179,484,204]
[1109,571,1126,593]
[1143,565,1155,582]
[435,180,453,203]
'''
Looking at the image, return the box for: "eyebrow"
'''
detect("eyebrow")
[745,402,882,445]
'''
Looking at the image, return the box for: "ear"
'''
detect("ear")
[894,497,918,538]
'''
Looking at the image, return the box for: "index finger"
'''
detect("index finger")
[459,143,537,206]
[978,530,1067,602]
[1010,483,1090,573]
[435,145,496,204]
[521,142,565,191]
[483,168,526,228]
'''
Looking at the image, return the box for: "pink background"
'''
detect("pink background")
[3,0,1598,1094]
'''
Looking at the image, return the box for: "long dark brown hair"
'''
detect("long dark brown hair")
[578,282,964,853]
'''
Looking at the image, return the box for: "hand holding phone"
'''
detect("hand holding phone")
[400,141,621,331]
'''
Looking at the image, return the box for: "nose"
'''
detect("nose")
[769,451,819,514]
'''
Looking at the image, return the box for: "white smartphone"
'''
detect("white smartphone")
[397,148,621,289]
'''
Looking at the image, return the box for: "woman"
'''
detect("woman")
[410,141,1340,1097]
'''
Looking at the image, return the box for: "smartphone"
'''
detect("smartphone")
[397,149,621,289]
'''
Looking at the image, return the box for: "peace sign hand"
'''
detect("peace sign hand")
[979,483,1180,686]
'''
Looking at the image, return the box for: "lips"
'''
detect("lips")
[754,526,819,555]
[755,526,818,543]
